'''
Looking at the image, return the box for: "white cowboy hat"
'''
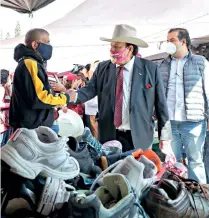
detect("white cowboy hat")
[100,24,148,48]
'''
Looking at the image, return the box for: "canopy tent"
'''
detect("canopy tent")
[0,0,55,14]
[0,0,209,71]
[192,35,209,47]
[145,35,209,62]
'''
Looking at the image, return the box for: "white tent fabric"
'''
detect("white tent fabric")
[0,0,209,72]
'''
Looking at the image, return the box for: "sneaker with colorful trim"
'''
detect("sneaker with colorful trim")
[1,127,80,180]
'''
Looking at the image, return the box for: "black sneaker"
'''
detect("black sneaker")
[67,137,102,176]
[145,171,209,218]
[1,162,36,216]
[1,161,48,217]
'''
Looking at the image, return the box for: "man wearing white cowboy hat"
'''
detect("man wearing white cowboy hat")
[68,24,171,151]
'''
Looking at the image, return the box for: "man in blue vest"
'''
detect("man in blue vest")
[159,28,209,184]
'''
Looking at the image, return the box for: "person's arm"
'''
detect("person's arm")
[203,59,209,118]
[154,66,172,141]
[21,59,70,109]
[74,64,99,104]
[0,86,5,108]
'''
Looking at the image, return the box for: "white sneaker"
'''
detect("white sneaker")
[138,155,157,178]
[111,156,154,200]
[91,156,155,200]
[37,177,75,216]
[1,127,80,180]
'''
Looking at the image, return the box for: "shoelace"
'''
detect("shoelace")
[165,171,209,218]
[168,172,209,200]
[71,191,87,204]
[131,186,150,218]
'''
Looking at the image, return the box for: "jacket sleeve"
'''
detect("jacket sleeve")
[76,64,98,104]
[154,66,172,141]
[22,59,70,109]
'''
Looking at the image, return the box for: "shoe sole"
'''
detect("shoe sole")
[1,145,80,180]
[37,177,59,216]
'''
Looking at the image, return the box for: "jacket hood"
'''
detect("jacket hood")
[14,44,43,63]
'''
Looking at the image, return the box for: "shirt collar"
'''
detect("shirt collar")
[172,52,189,61]
[116,56,135,71]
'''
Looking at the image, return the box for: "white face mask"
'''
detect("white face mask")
[166,42,177,55]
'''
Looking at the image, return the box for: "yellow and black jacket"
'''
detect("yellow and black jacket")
[9,44,70,129]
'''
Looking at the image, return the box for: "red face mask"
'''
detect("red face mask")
[110,47,129,64]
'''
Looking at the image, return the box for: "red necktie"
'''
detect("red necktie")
[114,66,124,128]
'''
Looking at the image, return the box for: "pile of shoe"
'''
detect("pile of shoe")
[144,171,209,218]
[1,126,209,218]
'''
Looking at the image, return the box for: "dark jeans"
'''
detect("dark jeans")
[116,130,134,152]
[84,115,91,130]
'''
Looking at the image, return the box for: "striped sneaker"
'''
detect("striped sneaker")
[37,177,75,216]
[1,127,80,180]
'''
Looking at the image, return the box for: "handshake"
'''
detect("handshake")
[66,89,78,103]
[49,81,78,103]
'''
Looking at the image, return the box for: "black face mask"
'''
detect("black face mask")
[37,42,53,61]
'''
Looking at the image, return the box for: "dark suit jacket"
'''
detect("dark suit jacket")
[77,57,171,150]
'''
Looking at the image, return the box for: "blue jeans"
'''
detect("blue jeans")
[170,120,207,184]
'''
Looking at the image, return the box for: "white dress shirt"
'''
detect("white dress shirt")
[167,55,188,121]
[85,96,98,115]
[116,56,135,130]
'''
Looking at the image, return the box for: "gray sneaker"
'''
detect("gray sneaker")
[1,127,80,180]
[138,155,157,178]
[111,156,155,200]
[68,173,146,218]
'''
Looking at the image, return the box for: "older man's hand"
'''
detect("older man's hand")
[62,106,68,113]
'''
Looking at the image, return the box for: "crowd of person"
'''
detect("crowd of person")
[0,24,209,218]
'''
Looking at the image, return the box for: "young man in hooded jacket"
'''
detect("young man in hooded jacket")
[10,28,70,130]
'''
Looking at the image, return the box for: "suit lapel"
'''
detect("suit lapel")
[130,57,144,112]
